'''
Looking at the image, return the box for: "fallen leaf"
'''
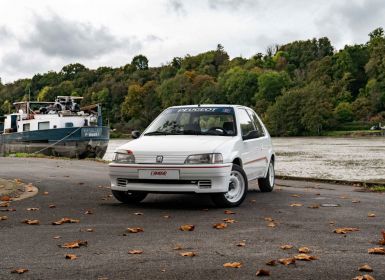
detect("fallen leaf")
[127,227,144,233]
[213,223,228,229]
[180,251,196,257]
[368,213,376,218]
[358,264,373,272]
[133,212,143,215]
[26,208,39,211]
[173,244,183,250]
[308,204,320,209]
[11,268,28,274]
[179,224,195,231]
[291,194,301,197]
[128,250,143,254]
[52,217,80,225]
[65,254,77,260]
[352,200,360,203]
[223,218,236,224]
[368,247,385,255]
[294,254,317,261]
[43,192,49,195]
[256,269,270,276]
[163,215,170,219]
[60,240,88,249]
[280,245,293,250]
[84,210,93,215]
[298,247,311,253]
[14,179,23,184]
[236,241,246,247]
[48,204,56,208]
[352,275,376,280]
[266,260,277,266]
[0,202,10,207]
[333,227,359,234]
[289,203,303,207]
[267,222,276,228]
[380,231,385,245]
[53,236,61,239]
[85,228,94,232]
[278,258,296,265]
[264,217,274,222]
[0,195,11,201]
[223,262,242,268]
[224,210,235,214]
[0,216,8,221]
[22,219,39,225]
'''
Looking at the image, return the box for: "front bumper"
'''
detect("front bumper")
[109,163,232,193]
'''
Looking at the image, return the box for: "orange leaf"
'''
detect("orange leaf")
[60,240,87,249]
[84,210,93,215]
[308,204,320,209]
[0,216,7,221]
[368,247,385,254]
[223,218,236,224]
[266,260,277,266]
[280,244,293,250]
[127,227,144,233]
[52,217,80,225]
[267,222,276,228]
[48,204,56,208]
[65,254,77,260]
[367,213,376,218]
[179,224,195,231]
[352,275,376,280]
[358,264,373,272]
[223,262,242,268]
[213,223,227,229]
[278,258,296,265]
[289,203,303,207]
[26,208,39,211]
[333,227,359,234]
[43,192,49,195]
[128,250,143,254]
[173,244,183,250]
[22,219,39,225]
[298,247,311,253]
[0,202,10,207]
[0,195,11,201]
[236,241,246,247]
[352,200,360,203]
[180,251,196,257]
[224,210,235,214]
[294,254,317,261]
[264,217,274,222]
[256,269,270,276]
[11,268,28,274]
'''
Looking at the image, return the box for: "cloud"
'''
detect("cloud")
[168,0,186,15]
[21,14,142,59]
[207,0,257,10]
[0,26,12,40]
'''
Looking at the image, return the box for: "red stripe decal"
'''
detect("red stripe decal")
[244,157,267,165]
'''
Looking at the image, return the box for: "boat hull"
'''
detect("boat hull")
[0,126,109,158]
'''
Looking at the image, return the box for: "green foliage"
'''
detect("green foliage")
[1,31,385,135]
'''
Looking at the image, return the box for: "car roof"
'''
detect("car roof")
[169,104,247,109]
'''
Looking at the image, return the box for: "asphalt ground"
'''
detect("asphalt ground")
[0,158,384,280]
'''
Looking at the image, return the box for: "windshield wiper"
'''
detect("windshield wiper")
[144,131,171,136]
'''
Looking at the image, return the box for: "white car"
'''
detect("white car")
[109,105,275,207]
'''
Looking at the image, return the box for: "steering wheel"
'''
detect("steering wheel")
[207,127,227,135]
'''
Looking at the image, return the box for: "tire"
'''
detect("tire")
[258,159,275,192]
[111,190,148,204]
[211,164,248,207]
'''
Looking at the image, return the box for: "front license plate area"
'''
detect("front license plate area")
[138,169,180,180]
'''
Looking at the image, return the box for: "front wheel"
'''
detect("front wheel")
[211,164,248,207]
[258,160,275,192]
[111,190,148,204]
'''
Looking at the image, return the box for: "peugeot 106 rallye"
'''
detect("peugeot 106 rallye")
[109,105,275,207]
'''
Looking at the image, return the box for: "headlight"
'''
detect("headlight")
[185,153,223,164]
[113,151,135,163]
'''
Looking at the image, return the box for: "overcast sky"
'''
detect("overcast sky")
[0,0,384,83]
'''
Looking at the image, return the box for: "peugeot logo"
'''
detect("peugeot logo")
[156,155,163,163]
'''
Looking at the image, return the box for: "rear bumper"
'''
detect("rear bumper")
[109,163,232,193]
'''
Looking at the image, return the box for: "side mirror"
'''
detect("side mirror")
[131,130,141,139]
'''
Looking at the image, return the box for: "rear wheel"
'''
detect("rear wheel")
[258,160,275,192]
[211,164,248,207]
[111,190,148,204]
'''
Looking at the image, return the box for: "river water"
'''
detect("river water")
[104,137,385,182]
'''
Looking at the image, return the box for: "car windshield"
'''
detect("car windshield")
[144,107,236,136]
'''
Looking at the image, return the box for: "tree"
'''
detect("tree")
[131,55,149,70]
[60,63,88,80]
[256,71,290,102]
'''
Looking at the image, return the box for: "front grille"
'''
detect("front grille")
[198,180,212,189]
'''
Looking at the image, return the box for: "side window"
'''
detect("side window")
[247,109,265,137]
[38,121,50,130]
[23,123,30,132]
[238,109,255,138]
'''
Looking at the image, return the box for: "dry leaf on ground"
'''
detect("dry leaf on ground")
[352,275,376,280]
[0,195,11,201]
[43,192,49,195]
[22,219,39,225]
[236,241,246,247]
[224,210,235,214]
[213,223,227,229]
[368,213,376,218]
[52,217,80,225]
[278,258,296,265]
[256,269,270,276]
[48,204,56,208]
[368,247,385,255]
[333,227,359,234]
[291,194,301,197]
[352,200,360,203]
[163,215,170,219]
[26,208,39,211]
[133,212,143,215]
[380,231,385,245]
[60,240,88,249]
[11,268,28,274]
[180,251,196,257]
[264,217,274,222]
[53,236,61,239]
[294,254,317,261]
[84,210,93,215]
[298,247,311,253]
[127,227,144,233]
[289,203,303,207]
[173,244,183,250]
[267,222,276,228]
[0,202,10,207]
[223,262,242,268]
[0,216,7,221]
[179,224,195,231]
[65,254,78,260]
[358,264,373,272]
[223,218,236,224]
[308,204,320,209]
[266,260,277,266]
[280,244,293,250]
[128,250,143,254]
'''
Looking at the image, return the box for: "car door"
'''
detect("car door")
[237,108,266,180]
